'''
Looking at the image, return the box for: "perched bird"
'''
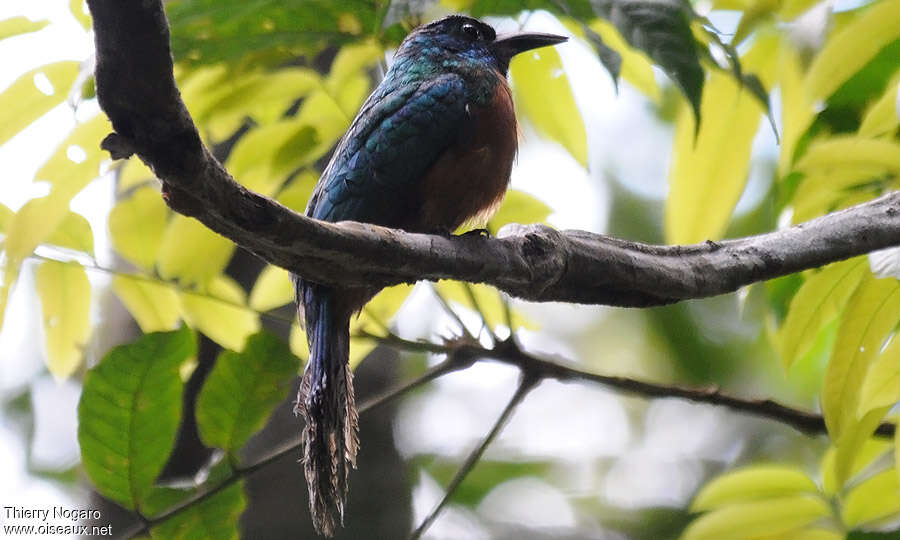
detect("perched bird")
[293,14,566,535]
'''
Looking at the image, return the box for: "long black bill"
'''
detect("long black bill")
[491,31,568,71]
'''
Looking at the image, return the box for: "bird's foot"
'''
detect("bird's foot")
[461,228,491,238]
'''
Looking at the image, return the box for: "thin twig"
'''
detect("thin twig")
[462,282,497,345]
[430,284,474,340]
[408,373,539,540]
[27,251,297,326]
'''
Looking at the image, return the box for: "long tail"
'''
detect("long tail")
[294,281,359,536]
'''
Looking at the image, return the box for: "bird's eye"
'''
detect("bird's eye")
[461,23,481,40]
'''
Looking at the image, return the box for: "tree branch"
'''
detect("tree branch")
[86,0,900,308]
[366,333,896,438]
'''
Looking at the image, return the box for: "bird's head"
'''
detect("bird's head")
[398,15,568,75]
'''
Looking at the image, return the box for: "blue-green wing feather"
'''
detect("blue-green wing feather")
[307,73,468,226]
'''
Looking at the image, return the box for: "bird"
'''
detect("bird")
[292,14,567,536]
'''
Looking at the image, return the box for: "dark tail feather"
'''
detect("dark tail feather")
[294,283,359,536]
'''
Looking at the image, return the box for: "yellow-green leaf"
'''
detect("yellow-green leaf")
[435,281,534,331]
[691,465,819,512]
[179,276,260,351]
[5,194,71,262]
[248,265,294,312]
[858,335,900,415]
[777,42,816,176]
[47,210,94,255]
[0,202,14,233]
[358,284,414,330]
[112,275,180,333]
[842,468,900,527]
[682,494,831,540]
[35,114,111,195]
[325,40,382,96]
[200,67,320,137]
[831,406,891,489]
[510,47,588,168]
[822,438,891,495]
[69,0,91,30]
[0,61,79,147]
[116,157,155,193]
[289,323,309,362]
[225,119,316,195]
[822,273,900,439]
[0,17,49,40]
[276,170,318,212]
[778,258,868,368]
[34,260,91,379]
[805,0,900,102]
[156,216,233,284]
[791,164,888,224]
[859,71,900,138]
[109,186,167,270]
[794,136,900,174]
[486,189,552,233]
[665,35,779,244]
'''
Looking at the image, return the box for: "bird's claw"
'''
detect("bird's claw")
[462,228,491,238]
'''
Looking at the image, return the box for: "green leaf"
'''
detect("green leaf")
[587,18,660,102]
[150,482,245,540]
[112,275,181,333]
[0,61,79,148]
[691,465,819,512]
[859,71,900,138]
[665,34,779,244]
[167,0,380,66]
[778,258,868,368]
[858,334,900,415]
[179,276,260,351]
[567,20,622,88]
[0,17,49,40]
[34,260,91,379]
[805,0,900,102]
[843,469,900,527]
[592,0,703,124]
[47,210,94,255]
[109,186,168,270]
[682,494,831,540]
[486,189,553,233]
[822,274,900,439]
[196,331,299,452]
[78,328,195,510]
[156,216,234,284]
[248,265,294,312]
[510,47,588,168]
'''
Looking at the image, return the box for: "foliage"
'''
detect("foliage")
[0,0,899,537]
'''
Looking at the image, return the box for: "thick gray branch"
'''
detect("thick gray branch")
[87,0,900,307]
